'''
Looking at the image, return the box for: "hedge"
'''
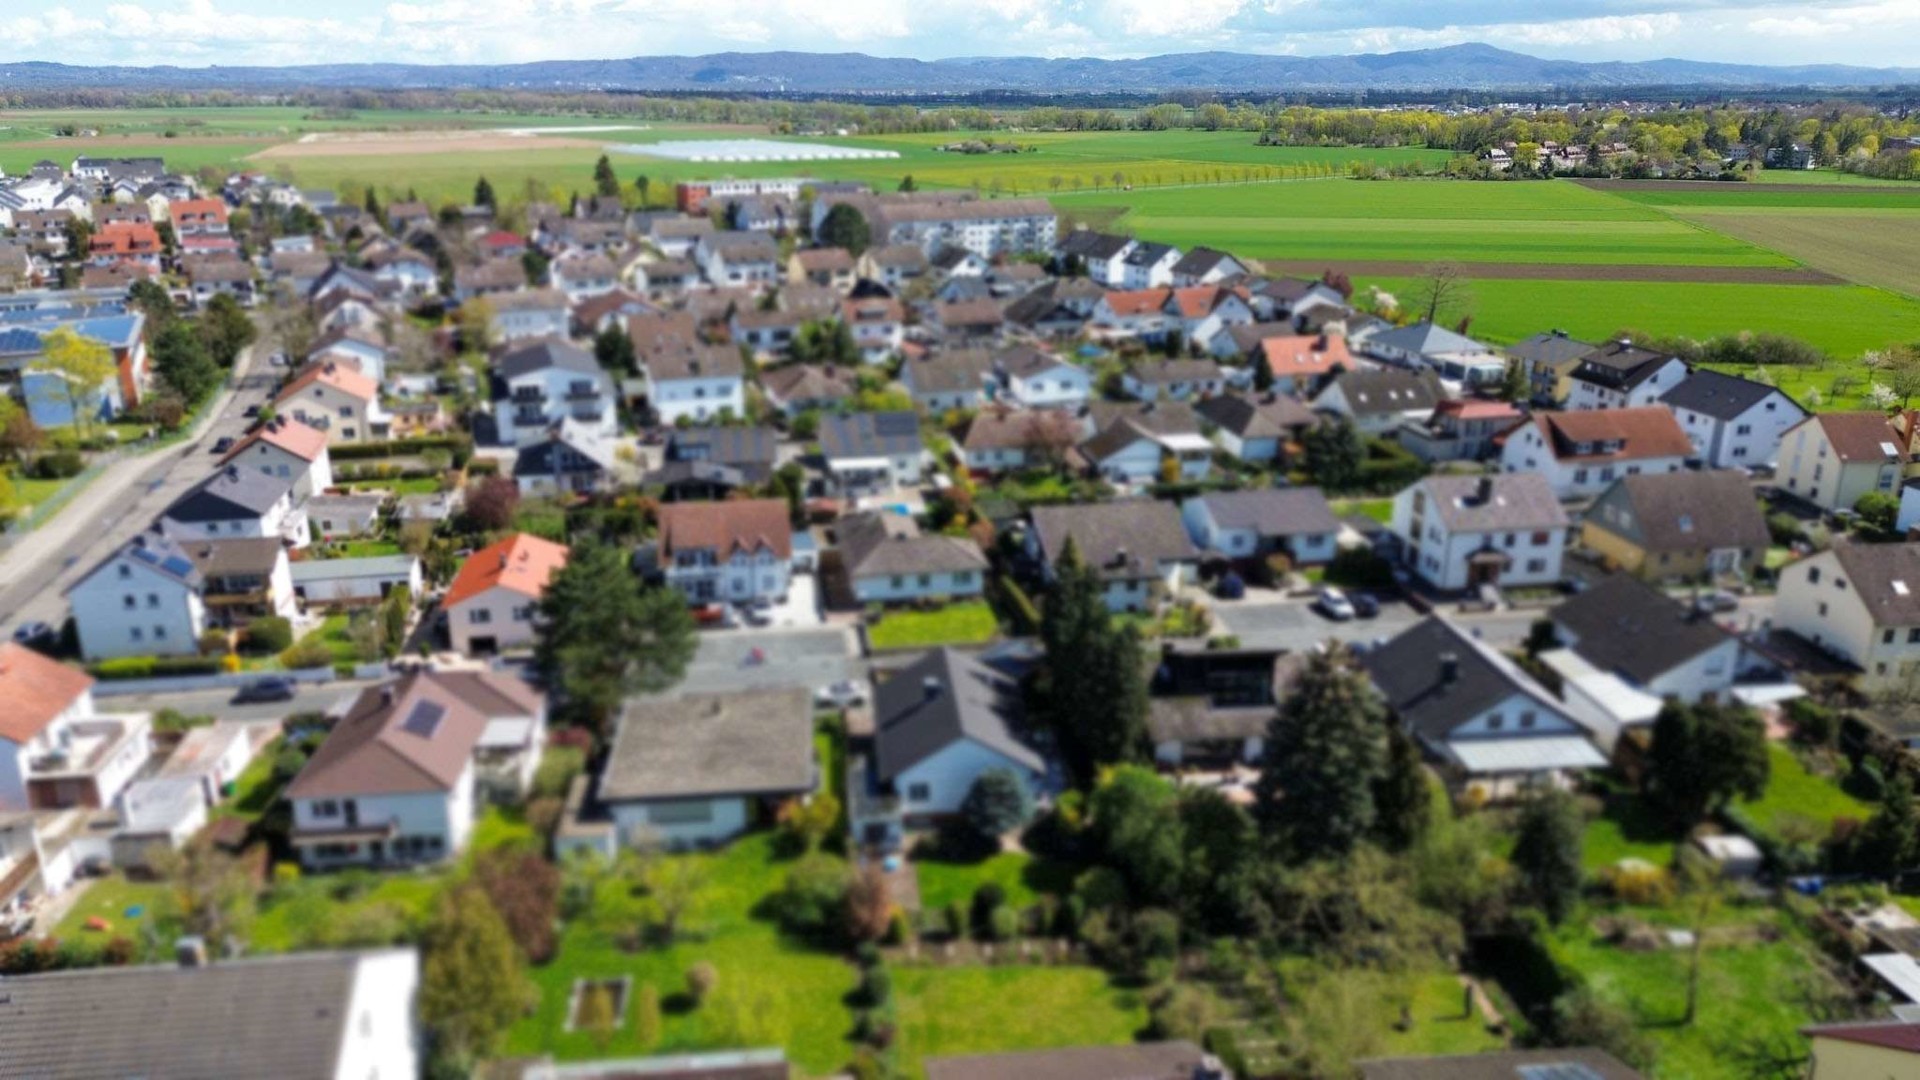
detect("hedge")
[327,435,473,465]
[88,655,225,680]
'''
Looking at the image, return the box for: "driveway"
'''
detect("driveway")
[673,626,860,696]
[1212,593,1544,653]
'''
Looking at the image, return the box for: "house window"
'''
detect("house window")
[123,595,136,609]
[129,627,143,642]
[117,564,131,579]
[890,576,904,588]
[647,801,716,825]
[312,800,340,818]
[1486,712,1505,730]
[1531,531,1550,545]
[906,783,932,803]
[1908,629,1920,644]
[512,605,534,622]
[147,593,159,608]
[153,626,167,640]
[1819,602,1829,617]
[1809,567,1821,584]
[1519,711,1537,729]
[1526,559,1547,573]
[1887,629,1898,645]
[469,608,493,625]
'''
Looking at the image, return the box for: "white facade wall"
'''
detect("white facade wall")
[334,951,421,1080]
[161,493,309,549]
[962,445,1028,472]
[853,568,984,604]
[1672,393,1804,469]
[829,452,927,491]
[1566,359,1687,410]
[1006,366,1091,409]
[449,585,541,655]
[1392,487,1568,592]
[650,374,746,425]
[1120,250,1180,289]
[495,367,618,447]
[892,739,1042,818]
[70,557,205,661]
[491,305,570,343]
[1498,426,1688,501]
[609,796,751,848]
[664,549,792,606]
[292,766,473,868]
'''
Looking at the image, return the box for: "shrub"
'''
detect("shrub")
[686,961,718,1005]
[859,966,892,1008]
[244,617,293,654]
[971,882,1007,933]
[197,628,231,655]
[945,900,968,941]
[153,708,214,734]
[1767,511,1807,546]
[989,906,1020,942]
[30,449,85,480]
[885,910,912,946]
[279,641,335,671]
[101,937,136,966]
[775,855,851,941]
[531,746,586,800]
[473,849,561,964]
[1149,982,1222,1040]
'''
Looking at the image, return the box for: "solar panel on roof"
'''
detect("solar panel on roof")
[160,556,196,577]
[873,413,918,436]
[401,700,446,738]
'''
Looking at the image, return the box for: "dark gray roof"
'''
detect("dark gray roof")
[1324,367,1444,416]
[1831,539,1920,628]
[601,688,815,801]
[1195,487,1340,537]
[668,425,779,468]
[1029,499,1198,581]
[873,648,1044,783]
[1363,616,1558,743]
[1358,1048,1645,1080]
[1147,698,1272,744]
[820,411,924,460]
[1587,470,1769,554]
[186,537,286,578]
[1124,241,1176,266]
[905,349,995,395]
[838,512,988,578]
[72,530,204,593]
[1055,230,1132,260]
[1660,368,1791,420]
[0,950,388,1079]
[1551,575,1736,686]
[164,465,292,522]
[1195,391,1316,439]
[1169,247,1240,277]
[925,1040,1211,1080]
[1082,400,1204,461]
[496,338,599,380]
[1570,340,1681,390]
[1420,474,1568,533]
[1367,321,1488,357]
[1504,330,1595,368]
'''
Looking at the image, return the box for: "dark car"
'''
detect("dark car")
[232,676,297,705]
[11,621,55,646]
[244,404,262,419]
[1350,592,1380,618]
[210,436,236,455]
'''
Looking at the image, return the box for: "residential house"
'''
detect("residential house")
[1181,488,1340,565]
[656,498,793,607]
[1803,1020,1920,1079]
[902,349,995,413]
[486,289,571,343]
[857,244,930,290]
[265,250,331,298]
[160,464,310,548]
[924,1042,1222,1080]
[1080,401,1213,486]
[761,363,856,419]
[185,538,300,630]
[633,257,703,300]
[1499,407,1693,501]
[850,648,1047,849]
[0,948,421,1080]
[1164,286,1256,356]
[930,245,989,279]
[292,555,425,610]
[1028,500,1199,612]
[1566,340,1690,411]
[1148,645,1291,767]
[1364,322,1504,390]
[1313,367,1444,437]
[642,343,746,425]
[1169,246,1249,286]
[662,426,779,486]
[1196,391,1317,464]
[857,194,1057,260]
[287,670,546,866]
[514,418,619,496]
[444,533,569,655]
[929,298,1004,344]
[1582,470,1770,581]
[305,492,384,540]
[0,643,150,813]
[274,361,388,444]
[1774,539,1920,691]
[1391,474,1571,592]
[837,511,988,604]
[384,200,433,234]
[788,248,857,291]
[956,408,1081,474]
[549,251,619,304]
[1055,230,1136,286]
[452,258,527,303]
[1778,411,1918,514]
[841,295,905,362]
[1122,358,1227,402]
[363,246,437,300]
[1769,143,1818,169]
[641,215,714,260]
[1365,615,1606,793]
[1507,329,1595,406]
[67,532,209,660]
[994,345,1091,411]
[573,288,663,338]
[1359,1049,1642,1080]
[0,311,149,428]
[491,339,617,446]
[820,412,928,493]
[591,688,815,849]
[1250,277,1350,326]
[217,417,334,501]
[306,325,390,385]
[86,222,162,271]
[181,257,256,308]
[1119,240,1180,288]
[1662,369,1806,469]
[1089,288,1174,344]
[1003,277,1103,338]
[1255,333,1353,397]
[729,307,809,358]
[698,232,781,288]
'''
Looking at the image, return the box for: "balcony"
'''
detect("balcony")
[29,719,138,779]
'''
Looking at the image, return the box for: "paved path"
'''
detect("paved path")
[0,347,274,639]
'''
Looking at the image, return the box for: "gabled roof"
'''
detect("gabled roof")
[1368,321,1490,357]
[820,411,924,460]
[1531,406,1693,463]
[874,648,1043,783]
[1829,539,1920,627]
[1661,368,1790,421]
[444,533,569,609]
[960,408,1080,451]
[1322,366,1441,415]
[1570,339,1682,390]
[275,360,377,405]
[1363,615,1563,742]
[1796,410,1906,463]
[668,425,779,468]
[1195,391,1316,439]
[1801,1019,1920,1055]
[164,465,293,522]
[925,1040,1212,1080]
[864,243,929,269]
[488,287,570,313]
[1589,469,1769,554]
[933,297,1005,328]
[218,417,329,466]
[1127,357,1223,385]
[906,349,996,395]
[1418,474,1569,533]
[647,342,743,382]
[1505,329,1595,368]
[602,687,815,802]
[1552,575,1737,685]
[994,345,1074,380]
[1169,247,1241,277]
[1195,487,1340,537]
[1098,288,1169,318]
[1029,499,1198,580]
[496,338,599,381]
[838,511,988,578]
[1054,230,1132,260]
[658,498,793,560]
[762,362,856,404]
[514,418,618,478]
[1082,400,1204,462]
[286,671,507,798]
[0,642,94,745]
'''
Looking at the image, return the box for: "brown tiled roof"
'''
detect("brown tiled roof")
[1804,411,1906,463]
[1533,406,1693,463]
[761,363,855,404]
[0,643,93,745]
[793,247,854,272]
[274,361,377,405]
[934,298,1004,328]
[658,498,793,560]
[1598,469,1769,554]
[1422,474,1569,532]
[1261,333,1353,378]
[961,408,1080,451]
[285,671,498,798]
[1831,539,1920,627]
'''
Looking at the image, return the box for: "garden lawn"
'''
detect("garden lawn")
[52,875,179,944]
[1330,497,1394,524]
[502,833,860,1075]
[213,737,283,822]
[328,540,406,558]
[250,873,445,953]
[912,851,1078,913]
[1373,970,1514,1058]
[1737,743,1872,838]
[296,614,360,666]
[867,601,1000,650]
[891,965,1148,1079]
[1584,795,1680,872]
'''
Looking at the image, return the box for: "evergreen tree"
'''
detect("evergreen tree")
[535,538,697,742]
[151,320,223,405]
[592,321,634,374]
[592,155,621,199]
[198,293,258,367]
[1644,700,1770,829]
[1511,787,1584,925]
[816,203,872,256]
[419,885,527,1070]
[1089,765,1184,909]
[1255,644,1387,861]
[1501,355,1530,402]
[127,279,177,329]
[363,188,382,222]
[1037,541,1148,785]
[1302,416,1364,492]
[633,174,652,207]
[1372,725,1432,852]
[961,768,1034,843]
[898,175,918,193]
[1854,773,1919,879]
[473,176,496,208]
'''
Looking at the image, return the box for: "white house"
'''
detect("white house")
[492,338,618,447]
[306,326,391,386]
[1079,402,1212,486]
[698,232,781,288]
[995,346,1091,410]
[594,687,816,849]
[1121,358,1227,403]
[1392,474,1571,592]
[851,648,1047,850]
[1779,411,1917,515]
[68,532,209,660]
[444,533,569,655]
[366,247,437,300]
[656,498,793,607]
[217,417,334,501]
[1662,369,1806,469]
[1169,246,1250,287]
[1194,392,1316,464]
[902,350,995,413]
[486,289,572,343]
[1565,340,1690,411]
[0,643,151,814]
[643,344,747,426]
[286,670,547,866]
[956,409,1080,474]
[820,412,928,493]
[1028,500,1199,613]
[1498,406,1693,501]
[1119,241,1181,289]
[160,465,310,549]
[1181,488,1340,565]
[838,511,988,605]
[548,252,619,303]
[1774,539,1920,692]
[1054,230,1134,287]
[274,361,388,445]
[840,295,905,363]
[292,555,425,610]
[1549,574,1746,707]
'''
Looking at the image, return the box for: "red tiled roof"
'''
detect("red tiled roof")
[169,198,228,223]
[1804,1020,1920,1054]
[275,361,378,405]
[658,498,793,560]
[1102,288,1171,318]
[1260,334,1352,376]
[1534,406,1694,462]
[1166,285,1223,320]
[220,417,330,465]
[0,643,94,745]
[444,533,570,609]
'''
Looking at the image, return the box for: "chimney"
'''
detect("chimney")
[923,676,942,701]
[1473,475,1494,505]
[1439,653,1460,686]
[380,684,396,706]
[176,936,208,969]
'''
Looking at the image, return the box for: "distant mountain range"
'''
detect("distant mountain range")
[2,44,1917,94]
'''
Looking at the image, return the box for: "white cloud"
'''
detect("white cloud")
[1106,0,1249,38]
[1501,12,1684,45]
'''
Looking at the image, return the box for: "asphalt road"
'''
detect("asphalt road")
[0,345,276,640]
[97,678,387,722]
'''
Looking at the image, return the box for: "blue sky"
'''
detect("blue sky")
[2,0,1912,69]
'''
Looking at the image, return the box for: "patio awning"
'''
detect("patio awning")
[1732,683,1808,708]
[1863,953,1920,1004]
[1448,735,1608,775]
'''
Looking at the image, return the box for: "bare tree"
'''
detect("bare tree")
[1414,261,1473,325]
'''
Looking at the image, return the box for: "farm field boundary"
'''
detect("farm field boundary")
[1257,259,1844,285]
[1666,211,1920,299]
[1575,178,1920,198]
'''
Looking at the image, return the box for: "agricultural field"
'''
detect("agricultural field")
[1667,208,1920,299]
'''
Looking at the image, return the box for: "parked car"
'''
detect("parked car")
[1694,590,1740,614]
[11,621,55,646]
[244,404,262,419]
[1314,587,1356,621]
[815,680,870,709]
[738,603,772,628]
[210,436,235,455]
[232,676,297,704]
[1215,572,1246,601]
[1349,592,1380,618]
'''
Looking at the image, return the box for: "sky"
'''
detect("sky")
[2,0,1915,70]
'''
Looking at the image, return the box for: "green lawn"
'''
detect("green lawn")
[342,477,442,495]
[1331,497,1395,524]
[251,873,444,952]
[1737,743,1872,838]
[891,966,1148,1079]
[295,614,361,666]
[912,851,1078,913]
[1584,795,1681,872]
[867,601,1000,650]
[324,539,406,558]
[52,875,178,944]
[213,738,284,822]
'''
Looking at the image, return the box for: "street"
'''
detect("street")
[0,344,275,640]
[97,677,386,722]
